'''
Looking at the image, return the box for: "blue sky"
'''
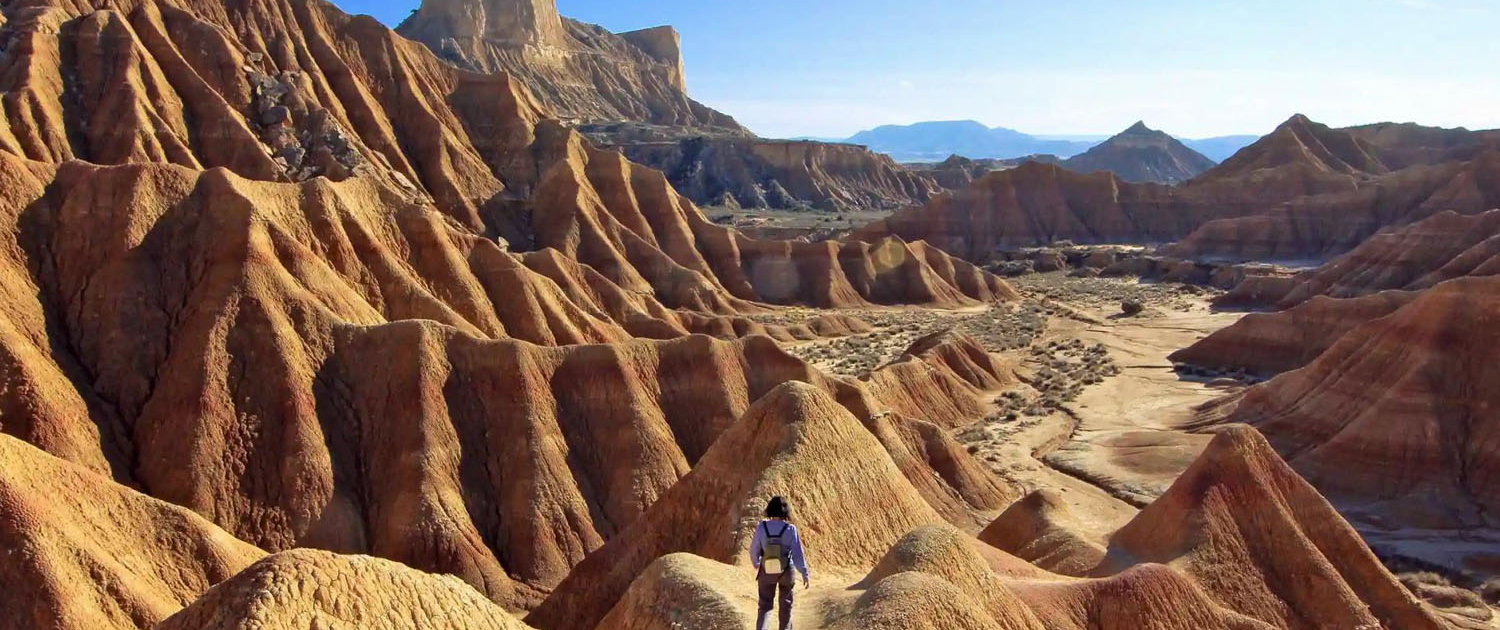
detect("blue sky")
[332,0,1500,139]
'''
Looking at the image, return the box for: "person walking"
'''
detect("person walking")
[750,496,809,630]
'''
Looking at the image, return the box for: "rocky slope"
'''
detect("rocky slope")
[1163,149,1500,261]
[606,137,941,211]
[1179,209,1500,376]
[0,0,1003,311]
[1217,208,1500,309]
[0,435,265,630]
[0,155,1013,604]
[1211,276,1500,529]
[156,550,538,630]
[1101,426,1447,630]
[1060,121,1216,184]
[1170,290,1416,376]
[1198,113,1390,184]
[1212,277,1500,528]
[855,161,1182,259]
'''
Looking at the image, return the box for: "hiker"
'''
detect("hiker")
[750,496,809,630]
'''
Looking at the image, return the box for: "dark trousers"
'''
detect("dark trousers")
[756,569,795,630]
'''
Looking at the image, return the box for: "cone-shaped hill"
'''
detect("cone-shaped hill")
[527,381,957,629]
[1061,122,1216,184]
[1103,426,1447,630]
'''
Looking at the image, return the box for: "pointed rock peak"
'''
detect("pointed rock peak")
[902,326,978,356]
[1014,487,1072,512]
[1108,425,1451,630]
[1276,113,1318,131]
[1123,120,1155,134]
[938,154,973,168]
[1177,423,1284,485]
[742,380,842,433]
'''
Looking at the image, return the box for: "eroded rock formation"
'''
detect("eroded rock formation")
[1218,209,1500,309]
[1176,209,1500,376]
[576,427,1445,630]
[397,0,737,131]
[1170,291,1417,376]
[858,115,1500,262]
[156,550,538,630]
[1060,121,1216,184]
[1211,277,1500,529]
[1102,426,1446,630]
[527,381,1018,629]
[607,137,941,211]
[0,435,265,630]
[1163,150,1500,261]
[0,0,1473,628]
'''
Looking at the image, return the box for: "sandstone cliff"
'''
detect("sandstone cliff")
[397,0,739,131]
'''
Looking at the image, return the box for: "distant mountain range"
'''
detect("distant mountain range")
[818,120,1258,163]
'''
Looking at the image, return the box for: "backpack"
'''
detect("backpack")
[761,521,790,575]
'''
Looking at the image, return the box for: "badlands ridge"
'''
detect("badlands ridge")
[0,0,1497,629]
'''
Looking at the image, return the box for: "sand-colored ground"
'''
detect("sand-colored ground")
[748,274,1500,628]
[960,277,1246,535]
[768,275,1250,544]
[1042,302,1248,506]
